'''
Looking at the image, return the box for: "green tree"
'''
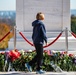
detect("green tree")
[71,15,76,34]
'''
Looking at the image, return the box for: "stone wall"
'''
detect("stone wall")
[16,0,70,32]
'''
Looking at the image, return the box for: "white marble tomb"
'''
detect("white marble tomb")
[16,0,70,32]
[9,0,76,52]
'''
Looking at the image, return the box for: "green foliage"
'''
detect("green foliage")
[0,53,5,71]
[0,51,76,72]
[71,16,76,34]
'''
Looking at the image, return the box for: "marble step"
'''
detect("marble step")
[8,35,76,53]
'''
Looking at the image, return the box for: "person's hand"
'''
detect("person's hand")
[45,42,48,46]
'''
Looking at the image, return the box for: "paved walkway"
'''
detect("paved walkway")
[0,71,76,75]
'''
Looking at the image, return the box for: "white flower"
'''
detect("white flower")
[74,55,76,58]
[28,49,32,52]
[29,55,32,58]
[64,60,66,63]
[20,49,25,55]
[52,50,56,54]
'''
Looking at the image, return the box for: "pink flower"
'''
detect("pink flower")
[1,52,5,55]
[61,51,67,55]
[44,50,52,56]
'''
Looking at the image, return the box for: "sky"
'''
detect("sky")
[0,0,76,11]
[0,0,15,11]
[70,0,76,9]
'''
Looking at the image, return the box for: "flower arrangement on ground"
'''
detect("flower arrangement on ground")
[0,49,76,71]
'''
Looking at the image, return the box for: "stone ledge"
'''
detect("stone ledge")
[0,72,76,75]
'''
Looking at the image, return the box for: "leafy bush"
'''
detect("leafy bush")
[0,23,13,50]
[0,50,76,72]
[71,15,76,34]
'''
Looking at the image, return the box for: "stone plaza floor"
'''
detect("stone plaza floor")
[0,71,76,75]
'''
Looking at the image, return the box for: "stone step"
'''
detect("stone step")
[8,36,76,54]
[0,71,76,75]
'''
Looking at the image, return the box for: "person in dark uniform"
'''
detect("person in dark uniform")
[25,12,47,74]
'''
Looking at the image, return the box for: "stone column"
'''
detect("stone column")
[62,0,70,30]
[16,0,24,31]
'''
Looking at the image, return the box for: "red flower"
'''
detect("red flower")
[69,54,74,57]
[44,50,48,53]
[8,49,20,61]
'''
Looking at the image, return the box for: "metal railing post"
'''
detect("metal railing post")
[14,26,16,50]
[65,27,68,54]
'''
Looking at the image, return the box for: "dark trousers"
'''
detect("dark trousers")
[29,44,43,71]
